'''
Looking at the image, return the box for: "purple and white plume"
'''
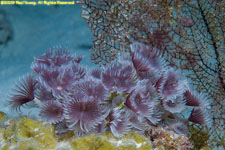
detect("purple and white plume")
[9,75,37,111]
[130,42,167,73]
[39,100,64,124]
[65,95,108,133]
[102,61,137,93]
[159,68,187,100]
[188,108,212,127]
[184,89,211,109]
[108,107,131,137]
[162,96,186,113]
[125,85,156,118]
[89,68,102,79]
[38,63,85,97]
[72,79,108,101]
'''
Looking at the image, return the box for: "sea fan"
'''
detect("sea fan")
[65,95,108,133]
[39,100,64,124]
[102,61,137,93]
[9,75,37,111]
[180,17,194,27]
[150,28,170,50]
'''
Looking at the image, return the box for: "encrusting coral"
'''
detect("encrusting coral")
[188,125,210,150]
[0,113,196,150]
[145,126,193,149]
[0,111,6,123]
[7,42,213,149]
[0,115,56,150]
[0,114,152,150]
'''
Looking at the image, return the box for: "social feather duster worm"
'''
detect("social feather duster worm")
[9,43,212,138]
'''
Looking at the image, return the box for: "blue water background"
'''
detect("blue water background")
[0,4,94,117]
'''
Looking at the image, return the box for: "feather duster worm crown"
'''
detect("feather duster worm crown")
[9,43,212,137]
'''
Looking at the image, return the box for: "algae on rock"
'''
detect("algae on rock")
[0,115,152,150]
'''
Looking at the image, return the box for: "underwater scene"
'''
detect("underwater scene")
[0,0,224,150]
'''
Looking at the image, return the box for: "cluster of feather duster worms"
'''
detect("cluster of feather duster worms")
[9,42,212,137]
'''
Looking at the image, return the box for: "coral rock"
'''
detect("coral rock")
[0,111,6,122]
[0,116,153,150]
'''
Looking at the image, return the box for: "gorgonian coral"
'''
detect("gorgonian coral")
[9,43,212,140]
[80,1,224,147]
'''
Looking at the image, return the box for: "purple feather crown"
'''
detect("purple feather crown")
[9,43,212,137]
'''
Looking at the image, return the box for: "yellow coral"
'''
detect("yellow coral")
[0,111,6,122]
[19,140,39,150]
[2,120,17,144]
[15,116,56,150]
[71,132,152,150]
[0,116,153,150]
[102,132,152,150]
[57,131,75,142]
[189,125,210,149]
[1,144,11,150]
[0,115,194,150]
[200,147,210,150]
[0,116,57,150]
[71,133,115,150]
